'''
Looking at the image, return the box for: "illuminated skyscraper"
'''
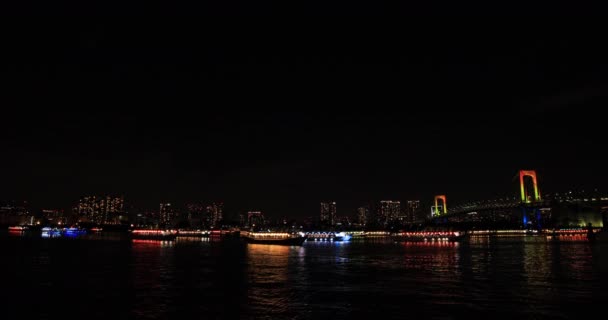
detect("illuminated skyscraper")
[320,201,337,226]
[77,195,124,225]
[406,200,420,224]
[206,202,224,227]
[378,200,400,226]
[159,202,175,227]
[357,206,369,226]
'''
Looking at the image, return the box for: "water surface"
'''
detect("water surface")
[1,234,606,319]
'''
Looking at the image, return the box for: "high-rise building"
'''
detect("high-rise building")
[159,202,175,227]
[336,216,350,227]
[357,206,369,226]
[0,200,30,226]
[185,202,206,227]
[77,195,124,225]
[206,202,224,228]
[238,214,246,227]
[378,200,401,226]
[247,211,265,228]
[303,216,315,230]
[134,210,158,227]
[320,201,337,226]
[406,200,420,224]
[42,209,65,225]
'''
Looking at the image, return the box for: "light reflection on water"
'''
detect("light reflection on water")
[246,244,295,317]
[175,236,210,243]
[1,234,607,319]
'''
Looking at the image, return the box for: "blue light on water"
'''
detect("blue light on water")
[63,228,86,237]
[335,232,351,241]
[65,230,85,234]
[63,232,79,238]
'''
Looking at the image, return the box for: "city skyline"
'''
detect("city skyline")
[2,25,608,219]
[1,170,607,221]
[3,184,607,226]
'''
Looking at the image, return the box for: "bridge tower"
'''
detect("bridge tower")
[519,170,541,203]
[519,170,543,229]
[434,195,447,216]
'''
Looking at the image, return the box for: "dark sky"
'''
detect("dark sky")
[2,20,607,218]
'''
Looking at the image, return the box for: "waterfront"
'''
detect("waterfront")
[1,235,607,319]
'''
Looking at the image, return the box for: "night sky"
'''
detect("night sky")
[2,21,607,218]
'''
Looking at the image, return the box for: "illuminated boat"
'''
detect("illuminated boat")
[307,232,352,242]
[8,226,28,232]
[176,230,210,237]
[62,227,87,237]
[130,229,177,240]
[41,227,62,238]
[240,231,307,245]
[392,231,465,242]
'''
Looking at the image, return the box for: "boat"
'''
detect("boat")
[62,227,87,237]
[176,230,211,237]
[130,229,177,240]
[332,232,351,241]
[307,232,352,242]
[41,227,62,238]
[8,226,28,232]
[392,231,465,242]
[240,231,307,245]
